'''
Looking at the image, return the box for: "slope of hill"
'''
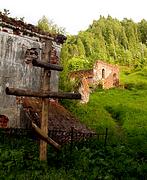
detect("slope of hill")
[1,68,147,180]
[62,67,147,154]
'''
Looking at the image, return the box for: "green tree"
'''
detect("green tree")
[138,19,147,45]
[60,15,147,84]
[38,15,65,34]
[38,16,50,32]
[77,38,86,57]
[67,57,89,71]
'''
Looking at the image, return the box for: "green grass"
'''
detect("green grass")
[120,66,147,90]
[1,133,146,179]
[62,97,116,133]
[1,67,147,179]
[62,67,147,158]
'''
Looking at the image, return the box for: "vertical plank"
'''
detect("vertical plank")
[40,40,51,161]
[40,98,49,160]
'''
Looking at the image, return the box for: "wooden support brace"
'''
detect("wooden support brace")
[6,87,81,99]
[32,59,63,71]
[25,111,61,150]
[32,122,61,150]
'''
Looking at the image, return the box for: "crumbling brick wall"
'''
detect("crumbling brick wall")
[70,60,119,103]
[93,60,119,89]
[0,14,64,128]
[79,77,90,103]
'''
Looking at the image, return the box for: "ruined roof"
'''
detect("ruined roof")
[0,12,66,44]
[21,97,94,144]
[70,69,93,79]
[21,97,93,132]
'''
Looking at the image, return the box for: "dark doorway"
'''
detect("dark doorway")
[102,68,105,78]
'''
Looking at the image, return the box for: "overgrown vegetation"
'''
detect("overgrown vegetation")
[60,68,147,179]
[38,15,65,35]
[1,13,147,179]
[1,68,147,179]
[0,130,146,179]
[60,16,147,91]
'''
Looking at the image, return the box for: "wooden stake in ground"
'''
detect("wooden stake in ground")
[40,40,51,161]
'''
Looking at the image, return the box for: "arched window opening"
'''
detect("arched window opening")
[113,73,117,78]
[102,68,105,79]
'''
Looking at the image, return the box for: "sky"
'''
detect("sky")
[0,0,147,35]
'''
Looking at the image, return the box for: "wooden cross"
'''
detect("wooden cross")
[6,39,81,161]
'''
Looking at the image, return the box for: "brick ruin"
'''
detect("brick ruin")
[0,13,66,128]
[70,60,119,103]
[0,13,119,131]
[0,13,96,156]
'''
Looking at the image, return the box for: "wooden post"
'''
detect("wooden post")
[104,128,108,147]
[40,40,51,161]
[70,127,74,154]
[32,122,61,150]
[5,34,81,161]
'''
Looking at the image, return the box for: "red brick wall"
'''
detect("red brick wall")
[70,60,119,103]
[0,115,9,128]
[79,77,90,103]
[93,60,119,89]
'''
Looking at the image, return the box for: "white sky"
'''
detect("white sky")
[0,0,147,35]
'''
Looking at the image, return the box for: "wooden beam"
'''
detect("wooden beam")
[32,59,63,71]
[32,122,61,150]
[25,111,61,150]
[6,87,81,99]
[39,40,51,161]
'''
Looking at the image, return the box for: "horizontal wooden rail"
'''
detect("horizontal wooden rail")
[32,59,63,71]
[6,87,81,99]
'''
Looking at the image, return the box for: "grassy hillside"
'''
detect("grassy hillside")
[121,66,147,90]
[0,67,147,179]
[63,67,147,153]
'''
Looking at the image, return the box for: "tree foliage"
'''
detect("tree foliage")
[37,15,65,34]
[60,16,147,90]
[36,15,147,90]
[61,16,147,70]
